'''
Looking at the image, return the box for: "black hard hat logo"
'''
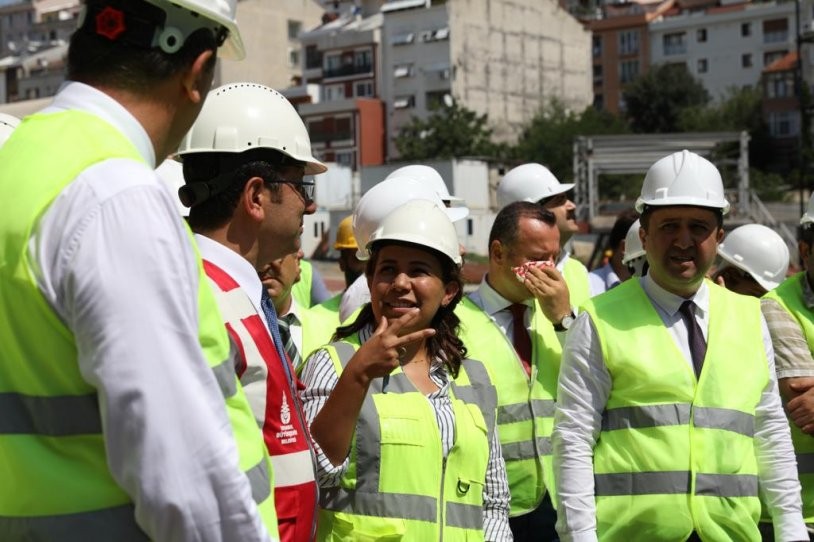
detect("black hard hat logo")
[95,6,126,41]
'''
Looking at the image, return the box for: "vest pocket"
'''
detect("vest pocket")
[380,415,427,446]
[330,511,406,541]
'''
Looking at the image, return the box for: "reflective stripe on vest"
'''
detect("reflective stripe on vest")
[456,296,561,514]
[317,338,495,540]
[0,504,148,541]
[584,279,766,542]
[765,272,814,522]
[0,392,101,435]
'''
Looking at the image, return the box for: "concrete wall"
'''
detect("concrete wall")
[217,0,324,90]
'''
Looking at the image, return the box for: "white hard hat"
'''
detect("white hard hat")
[386,165,465,204]
[0,113,19,149]
[369,199,462,267]
[156,159,190,217]
[801,192,814,225]
[636,150,729,214]
[353,177,466,260]
[718,224,789,291]
[177,83,327,175]
[81,0,244,60]
[621,219,645,264]
[497,163,574,209]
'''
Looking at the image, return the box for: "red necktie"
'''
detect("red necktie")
[509,303,532,376]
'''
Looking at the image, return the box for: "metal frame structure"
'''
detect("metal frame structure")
[573,131,751,221]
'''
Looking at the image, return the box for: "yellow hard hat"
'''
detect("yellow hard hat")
[334,216,358,250]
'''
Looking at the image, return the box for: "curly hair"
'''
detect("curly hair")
[333,240,467,378]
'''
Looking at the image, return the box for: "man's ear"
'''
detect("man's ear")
[182,49,215,105]
[490,240,504,264]
[242,176,266,222]
[639,225,648,251]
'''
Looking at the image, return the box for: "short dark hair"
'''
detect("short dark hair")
[333,240,467,378]
[800,224,814,246]
[488,201,557,255]
[68,0,220,92]
[639,205,723,231]
[184,149,297,231]
[608,208,640,251]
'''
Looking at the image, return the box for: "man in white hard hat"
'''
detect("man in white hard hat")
[0,2,281,540]
[457,201,571,542]
[498,163,592,307]
[621,219,648,278]
[553,150,806,541]
[761,195,814,532]
[386,163,469,210]
[338,175,468,322]
[588,208,640,295]
[713,223,789,298]
[178,83,327,542]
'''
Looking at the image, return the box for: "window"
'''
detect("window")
[323,84,345,101]
[593,94,604,110]
[697,28,707,42]
[663,32,686,55]
[741,22,751,37]
[593,64,603,84]
[593,36,602,57]
[393,64,413,78]
[354,49,372,70]
[393,95,415,109]
[697,59,708,73]
[288,49,300,68]
[764,50,787,67]
[619,59,639,83]
[419,27,449,42]
[355,80,374,97]
[619,30,639,55]
[763,19,788,43]
[769,111,798,136]
[742,53,752,68]
[305,45,322,69]
[467,219,473,236]
[391,31,415,46]
[287,20,302,40]
[766,72,794,98]
[426,90,448,110]
[324,53,341,72]
[335,151,354,167]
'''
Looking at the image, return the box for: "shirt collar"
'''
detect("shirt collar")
[194,234,264,314]
[45,81,156,168]
[642,273,710,318]
[475,274,533,316]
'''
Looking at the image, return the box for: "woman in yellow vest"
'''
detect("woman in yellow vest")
[300,199,511,541]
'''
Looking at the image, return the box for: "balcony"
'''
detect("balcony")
[310,131,353,143]
[323,63,373,79]
[663,43,687,56]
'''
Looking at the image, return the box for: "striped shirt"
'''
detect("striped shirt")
[761,276,814,379]
[300,324,513,542]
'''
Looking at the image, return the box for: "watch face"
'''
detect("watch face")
[561,314,575,330]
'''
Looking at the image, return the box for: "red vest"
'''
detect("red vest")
[204,260,317,542]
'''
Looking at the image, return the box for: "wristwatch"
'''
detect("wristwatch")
[554,311,576,332]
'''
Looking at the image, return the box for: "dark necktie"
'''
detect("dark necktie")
[678,300,707,378]
[260,289,295,384]
[277,312,303,372]
[509,303,532,376]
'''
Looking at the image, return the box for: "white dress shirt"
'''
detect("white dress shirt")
[338,273,369,323]
[468,276,534,341]
[587,263,620,296]
[27,82,272,542]
[553,274,806,542]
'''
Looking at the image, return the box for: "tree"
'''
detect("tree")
[623,63,709,133]
[512,98,629,183]
[394,101,496,160]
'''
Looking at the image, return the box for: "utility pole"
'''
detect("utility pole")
[797,0,806,217]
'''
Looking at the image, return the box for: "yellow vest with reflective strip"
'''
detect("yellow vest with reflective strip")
[316,337,497,541]
[291,259,314,308]
[584,279,766,541]
[299,293,341,370]
[0,110,277,537]
[563,256,591,307]
[456,296,561,515]
[765,272,814,522]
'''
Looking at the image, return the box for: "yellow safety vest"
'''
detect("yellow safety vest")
[584,279,766,541]
[456,296,562,515]
[291,259,314,308]
[317,337,498,541]
[0,110,277,537]
[299,293,341,368]
[765,272,814,522]
[563,256,591,307]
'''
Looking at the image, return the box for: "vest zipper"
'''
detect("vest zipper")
[439,456,447,542]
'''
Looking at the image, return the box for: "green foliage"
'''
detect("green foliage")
[394,101,496,160]
[749,168,789,201]
[623,63,710,133]
[512,98,629,182]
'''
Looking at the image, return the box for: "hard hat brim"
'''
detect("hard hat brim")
[716,252,779,292]
[444,206,469,222]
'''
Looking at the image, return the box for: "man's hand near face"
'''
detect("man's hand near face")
[523,264,571,325]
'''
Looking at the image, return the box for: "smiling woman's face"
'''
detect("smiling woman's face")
[368,243,458,335]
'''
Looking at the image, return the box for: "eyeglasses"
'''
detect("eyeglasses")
[265,178,316,203]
